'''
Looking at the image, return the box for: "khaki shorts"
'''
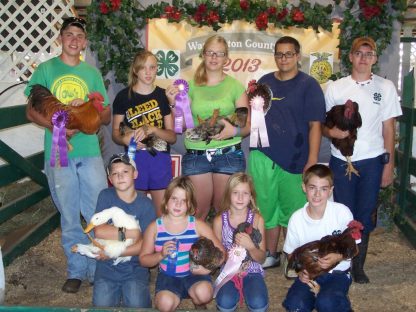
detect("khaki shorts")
[248,150,305,228]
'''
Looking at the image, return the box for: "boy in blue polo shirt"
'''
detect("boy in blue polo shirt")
[92,154,156,308]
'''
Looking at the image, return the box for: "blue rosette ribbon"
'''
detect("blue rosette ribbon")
[50,110,69,167]
[173,79,194,133]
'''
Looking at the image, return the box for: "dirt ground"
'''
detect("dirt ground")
[3,224,416,311]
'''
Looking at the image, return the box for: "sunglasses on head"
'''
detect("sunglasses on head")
[61,17,87,31]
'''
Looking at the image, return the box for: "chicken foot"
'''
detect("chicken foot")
[345,156,360,180]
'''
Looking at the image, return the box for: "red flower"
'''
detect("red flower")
[207,10,219,25]
[99,1,109,14]
[359,0,367,8]
[240,0,250,11]
[110,0,121,11]
[267,6,277,16]
[172,10,181,21]
[255,12,268,31]
[362,5,381,20]
[164,5,174,16]
[291,8,305,23]
[197,4,207,13]
[277,8,288,21]
[193,12,204,23]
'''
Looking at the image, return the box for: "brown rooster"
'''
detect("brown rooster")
[185,107,248,144]
[28,84,104,134]
[288,220,363,281]
[189,236,223,272]
[325,100,362,179]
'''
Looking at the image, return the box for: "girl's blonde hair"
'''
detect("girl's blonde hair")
[161,176,197,216]
[128,50,157,98]
[219,172,259,214]
[194,35,229,86]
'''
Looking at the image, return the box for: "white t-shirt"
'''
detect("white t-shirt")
[283,201,354,272]
[325,75,402,161]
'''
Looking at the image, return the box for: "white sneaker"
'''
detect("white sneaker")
[262,251,281,269]
[283,253,298,279]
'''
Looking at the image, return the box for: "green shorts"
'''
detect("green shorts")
[248,150,306,229]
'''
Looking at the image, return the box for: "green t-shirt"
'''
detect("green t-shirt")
[185,75,245,150]
[24,57,109,160]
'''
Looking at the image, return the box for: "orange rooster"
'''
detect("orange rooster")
[28,84,104,134]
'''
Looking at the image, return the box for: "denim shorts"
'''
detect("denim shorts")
[182,149,245,176]
[155,270,212,299]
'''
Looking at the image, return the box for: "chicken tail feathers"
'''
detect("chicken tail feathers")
[28,84,54,111]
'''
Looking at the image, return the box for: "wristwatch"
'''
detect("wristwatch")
[118,227,126,242]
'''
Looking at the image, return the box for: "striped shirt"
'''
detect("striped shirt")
[155,215,198,277]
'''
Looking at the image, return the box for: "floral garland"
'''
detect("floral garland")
[87,0,406,85]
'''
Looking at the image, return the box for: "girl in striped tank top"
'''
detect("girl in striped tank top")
[213,173,269,312]
[140,176,224,312]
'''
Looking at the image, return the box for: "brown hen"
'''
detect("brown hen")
[189,236,223,272]
[288,220,363,281]
[28,84,104,134]
[325,100,362,179]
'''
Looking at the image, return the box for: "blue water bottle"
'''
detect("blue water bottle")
[127,137,137,161]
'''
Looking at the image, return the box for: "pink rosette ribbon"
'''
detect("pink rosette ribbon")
[250,95,270,148]
[50,110,69,167]
[213,245,247,298]
[173,79,194,133]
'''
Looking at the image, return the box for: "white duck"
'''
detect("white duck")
[72,206,140,265]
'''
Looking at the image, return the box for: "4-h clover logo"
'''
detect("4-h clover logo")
[373,92,382,102]
[154,50,180,79]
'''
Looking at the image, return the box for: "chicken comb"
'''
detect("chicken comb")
[347,220,364,240]
[247,79,258,94]
[88,92,104,112]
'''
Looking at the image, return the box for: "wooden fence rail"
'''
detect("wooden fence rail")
[0,104,59,266]
[396,68,416,247]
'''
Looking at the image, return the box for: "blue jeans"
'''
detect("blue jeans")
[329,155,383,234]
[182,149,245,176]
[92,277,151,308]
[282,272,352,312]
[216,273,268,312]
[45,156,107,281]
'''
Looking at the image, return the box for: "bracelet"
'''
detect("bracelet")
[234,126,241,137]
[118,227,126,242]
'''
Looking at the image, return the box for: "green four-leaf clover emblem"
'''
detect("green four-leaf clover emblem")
[155,50,180,79]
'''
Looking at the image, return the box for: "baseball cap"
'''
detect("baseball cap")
[61,17,87,33]
[351,37,377,54]
[106,153,137,175]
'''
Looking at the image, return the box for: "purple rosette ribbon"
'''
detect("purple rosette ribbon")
[50,110,69,167]
[173,79,194,133]
[250,95,270,148]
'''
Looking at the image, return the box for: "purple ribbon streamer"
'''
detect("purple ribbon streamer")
[173,79,194,133]
[50,110,69,167]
